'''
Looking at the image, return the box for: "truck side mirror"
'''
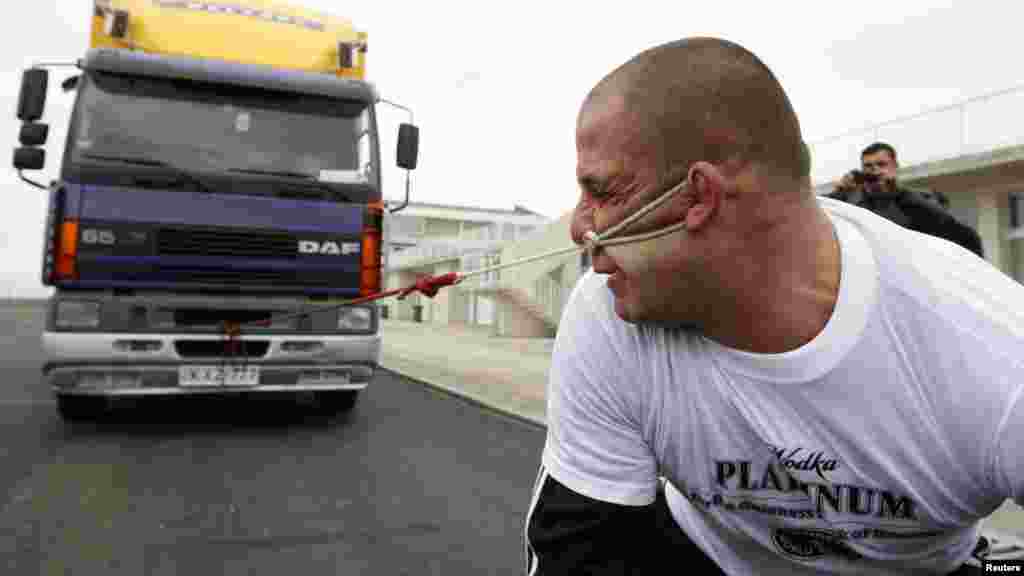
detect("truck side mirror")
[14,147,46,171]
[397,123,419,170]
[20,122,49,147]
[17,68,49,122]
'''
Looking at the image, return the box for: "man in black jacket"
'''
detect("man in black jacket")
[825,142,985,258]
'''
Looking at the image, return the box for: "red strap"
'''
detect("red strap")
[220,273,462,337]
[223,321,241,339]
[398,272,461,299]
[222,321,242,359]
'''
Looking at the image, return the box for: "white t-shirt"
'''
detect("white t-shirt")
[542,197,1024,575]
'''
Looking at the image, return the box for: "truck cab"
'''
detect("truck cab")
[13,0,419,421]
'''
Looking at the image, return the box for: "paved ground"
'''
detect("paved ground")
[0,304,544,575]
[379,319,550,427]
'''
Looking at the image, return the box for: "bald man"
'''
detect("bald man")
[524,38,1024,575]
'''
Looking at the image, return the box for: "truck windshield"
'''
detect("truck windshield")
[68,71,376,187]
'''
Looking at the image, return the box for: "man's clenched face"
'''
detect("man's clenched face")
[573,95,695,324]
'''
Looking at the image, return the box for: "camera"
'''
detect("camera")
[850,170,880,185]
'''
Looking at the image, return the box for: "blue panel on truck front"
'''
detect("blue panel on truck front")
[59,183,367,296]
[74,184,362,231]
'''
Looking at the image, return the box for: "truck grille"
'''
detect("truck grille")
[175,340,270,359]
[157,227,297,259]
[150,267,358,289]
[173,269,299,285]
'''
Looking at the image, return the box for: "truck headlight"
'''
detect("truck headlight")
[337,307,372,331]
[56,301,101,329]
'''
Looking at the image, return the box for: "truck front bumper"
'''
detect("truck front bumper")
[42,332,380,397]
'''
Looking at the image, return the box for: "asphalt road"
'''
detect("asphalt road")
[0,304,545,575]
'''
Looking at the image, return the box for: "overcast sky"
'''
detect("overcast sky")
[2,1,1023,297]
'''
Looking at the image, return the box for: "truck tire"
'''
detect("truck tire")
[56,396,102,422]
[315,390,359,414]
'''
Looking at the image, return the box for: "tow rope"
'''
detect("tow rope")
[218,179,690,358]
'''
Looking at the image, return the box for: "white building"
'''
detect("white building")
[382,202,551,327]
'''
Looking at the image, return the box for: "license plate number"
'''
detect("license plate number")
[179,365,260,387]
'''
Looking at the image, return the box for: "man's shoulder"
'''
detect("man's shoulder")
[823,183,944,210]
[562,271,636,343]
[897,185,948,213]
[830,197,1013,326]
[558,270,621,348]
[897,183,935,196]
[823,188,854,203]
[565,268,612,317]
[822,197,963,289]
[894,186,984,251]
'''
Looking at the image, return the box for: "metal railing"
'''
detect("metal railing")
[460,224,500,243]
[808,84,1024,184]
[456,252,502,289]
[386,238,504,271]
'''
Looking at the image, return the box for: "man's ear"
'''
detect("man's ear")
[685,161,724,231]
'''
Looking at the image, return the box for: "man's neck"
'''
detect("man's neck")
[698,202,841,354]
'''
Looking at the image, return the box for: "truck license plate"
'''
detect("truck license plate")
[179,365,260,387]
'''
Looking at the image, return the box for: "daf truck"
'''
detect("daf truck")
[12,0,419,421]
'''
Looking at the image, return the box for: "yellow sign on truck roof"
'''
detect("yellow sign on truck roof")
[91,0,367,79]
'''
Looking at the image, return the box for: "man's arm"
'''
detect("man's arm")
[932,208,985,258]
[525,272,662,574]
[956,223,985,259]
[525,466,659,575]
[900,189,986,258]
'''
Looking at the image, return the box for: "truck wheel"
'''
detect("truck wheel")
[56,396,101,422]
[315,390,359,414]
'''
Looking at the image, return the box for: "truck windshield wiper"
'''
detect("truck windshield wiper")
[227,168,315,179]
[226,168,351,202]
[81,154,213,193]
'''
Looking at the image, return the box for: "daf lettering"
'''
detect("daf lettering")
[299,240,340,255]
